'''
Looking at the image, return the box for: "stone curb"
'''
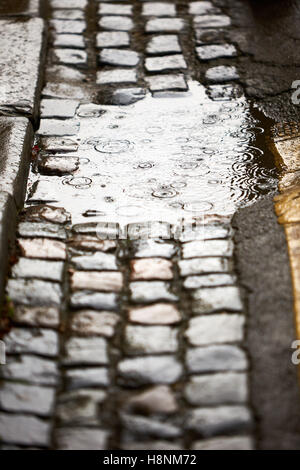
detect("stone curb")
[0,192,17,303]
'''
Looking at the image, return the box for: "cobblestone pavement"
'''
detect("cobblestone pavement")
[0,0,289,450]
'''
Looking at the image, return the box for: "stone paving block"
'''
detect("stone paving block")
[207,83,243,101]
[96,31,130,48]
[71,251,117,270]
[185,314,244,346]
[128,303,181,324]
[118,356,182,386]
[186,345,248,373]
[142,3,176,17]
[121,413,181,439]
[18,221,67,239]
[205,65,239,83]
[99,3,133,15]
[97,68,137,84]
[5,327,59,357]
[185,372,248,405]
[112,87,146,105]
[12,258,64,282]
[194,28,226,45]
[0,18,45,119]
[182,239,233,258]
[130,258,173,281]
[146,18,185,33]
[184,273,236,289]
[179,224,231,242]
[56,389,106,426]
[146,35,181,55]
[52,9,85,20]
[0,118,33,208]
[43,82,90,100]
[70,271,123,292]
[71,310,119,337]
[22,205,71,225]
[7,279,63,307]
[122,441,182,450]
[133,239,176,259]
[130,281,178,303]
[0,413,51,447]
[193,15,231,28]
[186,406,252,437]
[38,156,80,175]
[0,355,59,386]
[145,55,187,72]
[50,0,87,8]
[145,74,187,92]
[13,305,60,328]
[53,34,85,49]
[191,435,254,450]
[196,44,237,61]
[69,236,117,253]
[70,291,118,310]
[189,1,219,15]
[192,286,243,313]
[99,49,140,67]
[38,119,80,136]
[50,20,86,34]
[0,382,55,416]
[125,325,178,354]
[63,336,108,366]
[56,427,108,450]
[66,367,109,390]
[178,257,230,276]
[122,385,178,414]
[99,16,134,31]
[41,99,79,119]
[18,238,66,260]
[0,192,17,298]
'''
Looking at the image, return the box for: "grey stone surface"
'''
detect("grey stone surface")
[50,20,86,34]
[13,305,60,328]
[65,367,109,390]
[122,385,178,414]
[145,74,187,92]
[125,325,178,354]
[43,82,90,100]
[99,3,132,15]
[18,237,66,260]
[99,49,140,67]
[0,118,33,208]
[96,31,130,48]
[182,239,233,258]
[50,0,87,8]
[0,192,17,300]
[145,55,187,72]
[7,279,62,307]
[0,18,45,119]
[196,44,237,61]
[53,48,87,67]
[205,65,239,83]
[97,69,137,84]
[178,257,230,276]
[70,291,117,310]
[52,9,85,20]
[191,436,254,450]
[38,156,80,175]
[99,16,134,31]
[12,258,63,282]
[122,441,182,450]
[193,15,231,28]
[56,427,107,450]
[192,286,243,313]
[0,382,55,416]
[5,327,59,357]
[0,413,51,447]
[63,336,108,366]
[142,2,176,17]
[146,18,185,33]
[40,99,79,118]
[112,87,146,105]
[22,205,71,225]
[186,345,248,373]
[194,28,226,45]
[118,356,182,385]
[38,119,80,136]
[146,35,181,55]
[18,221,66,239]
[71,310,119,337]
[185,314,245,346]
[185,373,248,405]
[0,355,59,386]
[187,406,252,437]
[56,389,106,425]
[133,239,176,259]
[189,1,219,15]
[121,414,181,439]
[184,273,236,289]
[72,251,117,270]
[53,34,85,49]
[130,281,178,303]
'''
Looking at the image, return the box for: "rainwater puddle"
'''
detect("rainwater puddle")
[27,81,277,225]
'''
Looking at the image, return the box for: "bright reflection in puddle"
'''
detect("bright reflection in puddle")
[27,81,277,225]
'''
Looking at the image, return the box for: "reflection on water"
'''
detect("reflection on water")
[27,81,277,225]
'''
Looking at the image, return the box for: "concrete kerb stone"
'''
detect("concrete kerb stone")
[0,191,17,303]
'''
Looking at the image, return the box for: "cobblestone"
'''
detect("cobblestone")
[99,48,140,67]
[53,34,85,49]
[191,436,254,450]
[70,271,123,291]
[5,327,59,356]
[122,385,178,414]
[130,258,173,281]
[128,303,181,324]
[12,306,60,328]
[56,389,106,425]
[55,428,108,450]
[196,44,237,61]
[65,367,109,390]
[12,258,64,282]
[146,35,181,55]
[7,279,62,306]
[70,291,118,310]
[121,414,181,439]
[146,18,185,33]
[71,251,117,270]
[96,31,130,48]
[41,99,79,118]
[187,406,252,437]
[63,336,108,366]
[50,20,86,34]
[183,273,236,289]
[70,310,119,337]
[0,413,51,447]
[192,286,243,313]
[130,281,178,303]
[18,221,67,239]
[125,325,178,354]
[145,55,187,72]
[186,345,248,373]
[205,65,239,83]
[179,257,230,276]
[18,238,66,260]
[97,68,137,84]
[185,314,245,346]
[0,355,59,386]
[99,16,134,31]
[118,356,182,386]
[0,382,55,416]
[142,3,176,17]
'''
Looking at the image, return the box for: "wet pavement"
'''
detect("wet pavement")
[1,0,300,451]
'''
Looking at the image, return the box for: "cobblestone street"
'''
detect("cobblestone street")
[1,0,300,451]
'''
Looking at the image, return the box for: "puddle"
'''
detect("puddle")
[27,81,277,226]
